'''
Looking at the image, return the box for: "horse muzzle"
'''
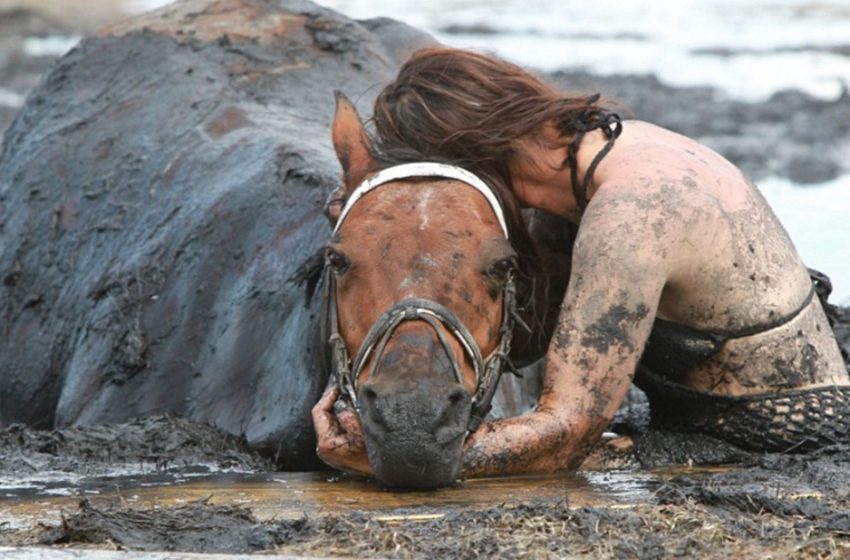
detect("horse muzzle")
[357,330,472,488]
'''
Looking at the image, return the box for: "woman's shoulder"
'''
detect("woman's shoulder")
[598,122,749,209]
[618,120,740,174]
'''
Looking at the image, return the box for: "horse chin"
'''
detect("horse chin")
[364,430,465,489]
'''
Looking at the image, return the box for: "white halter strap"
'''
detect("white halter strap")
[332,162,510,239]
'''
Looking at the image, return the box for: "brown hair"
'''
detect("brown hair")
[370,48,614,348]
[372,48,614,193]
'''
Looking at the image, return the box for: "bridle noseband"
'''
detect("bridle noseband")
[323,162,521,435]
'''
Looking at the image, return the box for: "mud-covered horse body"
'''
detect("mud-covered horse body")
[0,0,549,473]
[0,0,440,469]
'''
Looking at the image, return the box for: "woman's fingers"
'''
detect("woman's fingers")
[336,403,363,437]
[312,379,371,476]
[311,381,340,441]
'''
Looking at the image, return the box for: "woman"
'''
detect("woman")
[313,48,850,477]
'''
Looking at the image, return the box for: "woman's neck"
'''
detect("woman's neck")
[571,128,620,209]
[511,125,624,221]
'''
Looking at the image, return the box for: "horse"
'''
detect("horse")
[0,0,446,470]
[320,95,570,487]
[0,0,571,479]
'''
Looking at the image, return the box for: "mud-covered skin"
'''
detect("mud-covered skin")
[462,120,849,476]
[0,0,438,468]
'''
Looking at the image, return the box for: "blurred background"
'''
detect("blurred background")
[1,0,849,302]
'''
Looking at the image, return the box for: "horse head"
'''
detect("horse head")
[324,95,535,488]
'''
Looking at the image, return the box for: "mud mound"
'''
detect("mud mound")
[39,499,277,553]
[631,430,755,468]
[658,443,850,516]
[0,415,272,476]
[12,491,848,558]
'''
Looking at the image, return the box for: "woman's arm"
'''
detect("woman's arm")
[463,192,671,476]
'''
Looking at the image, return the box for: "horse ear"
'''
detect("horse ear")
[332,92,376,195]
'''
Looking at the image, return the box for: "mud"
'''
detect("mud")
[0,415,272,479]
[2,413,850,557]
[5,453,850,558]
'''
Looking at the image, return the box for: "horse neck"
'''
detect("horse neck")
[510,209,576,367]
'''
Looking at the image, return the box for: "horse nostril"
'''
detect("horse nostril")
[362,387,378,405]
[435,387,470,445]
[435,386,471,439]
[447,388,469,407]
[359,385,387,428]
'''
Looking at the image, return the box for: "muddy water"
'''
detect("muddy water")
[0,469,660,531]
[2,417,848,557]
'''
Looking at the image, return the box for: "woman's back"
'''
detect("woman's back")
[598,121,847,396]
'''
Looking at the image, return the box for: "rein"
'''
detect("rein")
[323,162,520,434]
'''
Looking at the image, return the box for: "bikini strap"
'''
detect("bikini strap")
[726,285,816,339]
[567,99,623,215]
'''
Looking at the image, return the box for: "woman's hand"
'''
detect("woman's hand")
[312,380,372,476]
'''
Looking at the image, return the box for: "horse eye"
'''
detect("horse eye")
[326,248,350,274]
[488,257,516,281]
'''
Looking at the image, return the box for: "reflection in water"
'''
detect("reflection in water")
[0,470,661,531]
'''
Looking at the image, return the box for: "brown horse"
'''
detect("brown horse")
[324,95,569,488]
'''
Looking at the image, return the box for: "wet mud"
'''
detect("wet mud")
[0,415,272,478]
[4,453,850,558]
[3,413,850,557]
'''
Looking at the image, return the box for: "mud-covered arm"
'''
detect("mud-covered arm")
[463,193,672,476]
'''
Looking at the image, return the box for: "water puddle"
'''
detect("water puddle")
[0,469,661,531]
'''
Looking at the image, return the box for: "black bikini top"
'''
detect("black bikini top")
[565,96,623,214]
[642,281,821,381]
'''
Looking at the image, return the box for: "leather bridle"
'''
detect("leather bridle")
[322,163,521,434]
